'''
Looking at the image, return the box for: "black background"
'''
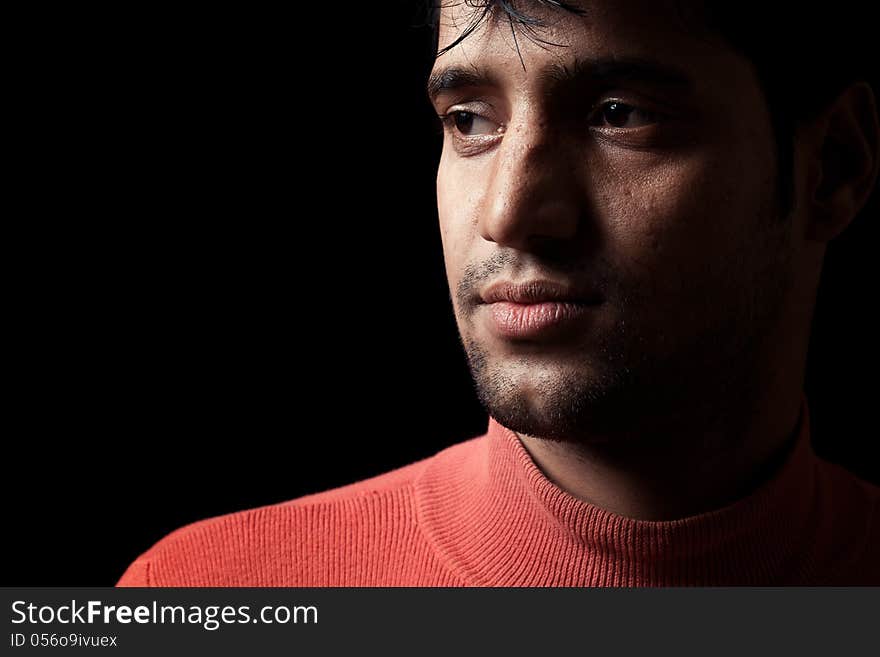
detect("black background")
[4,3,877,585]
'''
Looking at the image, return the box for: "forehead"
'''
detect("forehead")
[432,1,747,99]
[436,0,703,53]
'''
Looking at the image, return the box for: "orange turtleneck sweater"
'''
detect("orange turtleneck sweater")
[116,395,879,586]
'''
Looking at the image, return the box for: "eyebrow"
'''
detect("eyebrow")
[426,56,694,103]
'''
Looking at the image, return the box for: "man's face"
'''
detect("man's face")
[431,1,797,443]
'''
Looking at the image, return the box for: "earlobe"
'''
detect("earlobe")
[804,81,880,243]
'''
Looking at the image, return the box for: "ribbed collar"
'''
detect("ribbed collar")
[415,393,820,586]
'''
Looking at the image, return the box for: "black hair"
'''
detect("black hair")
[413,1,876,218]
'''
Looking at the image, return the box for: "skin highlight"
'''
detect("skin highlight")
[430,1,879,520]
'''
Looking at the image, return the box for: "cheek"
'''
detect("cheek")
[435,162,454,253]
[436,160,474,312]
[436,158,486,273]
[600,147,774,285]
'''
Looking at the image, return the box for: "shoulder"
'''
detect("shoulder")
[115,452,443,586]
[812,458,880,584]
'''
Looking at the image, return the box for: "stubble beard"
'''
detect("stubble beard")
[455,196,794,450]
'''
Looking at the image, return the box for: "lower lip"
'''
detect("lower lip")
[485,301,599,339]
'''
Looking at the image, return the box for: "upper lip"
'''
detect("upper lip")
[479,280,601,304]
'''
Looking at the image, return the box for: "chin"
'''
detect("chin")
[471,362,598,441]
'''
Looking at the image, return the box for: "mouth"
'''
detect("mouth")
[478,280,602,340]
[479,279,601,305]
[484,300,600,339]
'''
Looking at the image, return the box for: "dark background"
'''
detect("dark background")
[5,3,877,585]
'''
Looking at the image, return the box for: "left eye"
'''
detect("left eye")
[589,101,657,128]
[444,111,500,136]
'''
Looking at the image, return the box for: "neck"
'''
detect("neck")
[516,385,806,521]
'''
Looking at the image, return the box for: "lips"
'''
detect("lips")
[479,280,602,340]
[479,280,601,305]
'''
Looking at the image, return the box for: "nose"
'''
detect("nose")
[478,118,582,251]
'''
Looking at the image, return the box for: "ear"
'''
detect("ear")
[803,81,879,243]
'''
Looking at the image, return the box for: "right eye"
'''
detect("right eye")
[439,110,502,137]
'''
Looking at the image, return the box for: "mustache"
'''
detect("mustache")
[456,250,612,309]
